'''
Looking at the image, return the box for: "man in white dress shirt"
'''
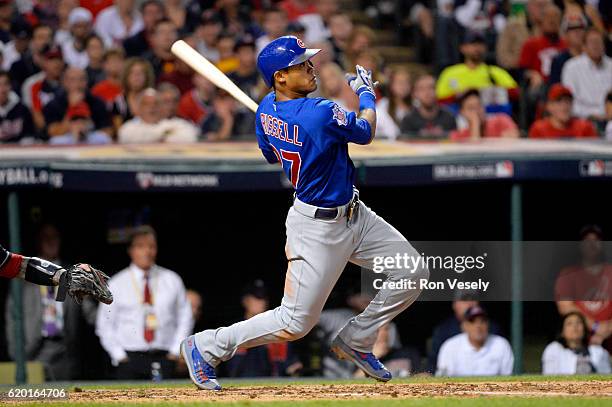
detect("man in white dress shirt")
[436,305,514,377]
[96,226,193,380]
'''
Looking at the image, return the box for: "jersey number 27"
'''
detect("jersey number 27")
[272,145,301,188]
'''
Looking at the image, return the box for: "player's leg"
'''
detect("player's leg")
[335,201,428,360]
[193,206,354,367]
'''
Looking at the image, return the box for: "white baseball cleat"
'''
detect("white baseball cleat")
[180,335,222,391]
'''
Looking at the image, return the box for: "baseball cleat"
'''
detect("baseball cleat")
[331,336,392,382]
[180,335,222,391]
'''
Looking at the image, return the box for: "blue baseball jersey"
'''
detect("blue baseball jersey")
[255,92,372,208]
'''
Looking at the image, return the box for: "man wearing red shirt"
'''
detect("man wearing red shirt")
[519,4,566,85]
[555,225,612,351]
[529,84,598,138]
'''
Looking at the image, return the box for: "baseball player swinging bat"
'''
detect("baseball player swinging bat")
[178,36,429,391]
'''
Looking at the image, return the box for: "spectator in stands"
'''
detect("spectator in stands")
[2,18,31,72]
[91,48,125,108]
[164,0,187,34]
[96,226,193,380]
[376,67,412,140]
[5,224,97,380]
[555,225,612,351]
[94,0,144,48]
[84,35,106,88]
[427,297,502,373]
[118,88,199,143]
[143,19,178,78]
[519,4,566,87]
[225,280,303,377]
[228,36,259,137]
[196,11,223,63]
[450,89,520,140]
[299,0,338,44]
[112,57,155,128]
[49,102,112,145]
[61,7,93,69]
[318,290,420,378]
[327,12,353,70]
[215,33,239,74]
[53,0,78,47]
[318,62,358,112]
[287,20,306,38]
[0,0,13,43]
[606,91,612,140]
[542,311,611,374]
[436,31,518,115]
[0,70,34,143]
[528,84,598,138]
[280,0,317,21]
[157,82,181,120]
[562,29,612,122]
[400,74,456,139]
[255,7,289,56]
[178,74,215,127]
[10,24,52,91]
[158,54,195,96]
[436,305,513,376]
[81,0,114,20]
[43,67,112,138]
[123,0,165,58]
[26,45,65,132]
[345,25,376,69]
[186,289,204,333]
[454,0,507,40]
[549,13,587,84]
[497,0,551,71]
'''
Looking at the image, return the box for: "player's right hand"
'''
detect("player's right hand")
[345,65,376,98]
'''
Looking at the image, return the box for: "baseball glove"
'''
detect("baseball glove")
[56,264,113,305]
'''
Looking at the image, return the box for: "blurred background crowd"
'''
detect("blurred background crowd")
[0,0,610,145]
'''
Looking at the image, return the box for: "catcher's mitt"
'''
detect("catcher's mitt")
[56,264,113,304]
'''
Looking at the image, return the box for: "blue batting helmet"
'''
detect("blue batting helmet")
[257,36,321,88]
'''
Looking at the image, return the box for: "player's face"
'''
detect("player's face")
[279,60,317,95]
[128,234,158,271]
[463,316,489,344]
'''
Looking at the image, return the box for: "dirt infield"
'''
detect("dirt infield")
[55,380,612,403]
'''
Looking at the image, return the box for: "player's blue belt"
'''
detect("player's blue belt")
[293,190,360,221]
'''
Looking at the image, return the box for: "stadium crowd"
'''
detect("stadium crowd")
[0,0,610,145]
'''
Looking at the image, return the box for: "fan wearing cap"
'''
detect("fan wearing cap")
[1,18,32,72]
[555,225,612,351]
[28,45,65,131]
[549,14,587,85]
[49,102,112,145]
[528,84,598,138]
[436,306,514,377]
[227,36,260,137]
[436,31,518,115]
[43,67,113,139]
[61,7,94,69]
[9,24,52,91]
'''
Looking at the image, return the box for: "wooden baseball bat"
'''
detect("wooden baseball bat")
[171,40,259,113]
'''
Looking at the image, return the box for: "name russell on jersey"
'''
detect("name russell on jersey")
[260,113,302,146]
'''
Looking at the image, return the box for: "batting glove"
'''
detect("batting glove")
[346,65,376,98]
